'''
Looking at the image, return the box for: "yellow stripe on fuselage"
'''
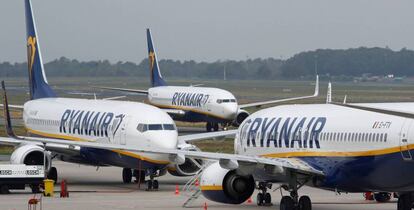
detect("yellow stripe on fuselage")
[26,128,170,165]
[200,185,223,191]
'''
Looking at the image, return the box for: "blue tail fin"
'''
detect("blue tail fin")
[25,0,56,100]
[146,28,167,87]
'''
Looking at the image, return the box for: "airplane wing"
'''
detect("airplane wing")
[238,76,319,109]
[332,102,414,119]
[93,86,149,95]
[178,129,237,142]
[0,135,323,176]
[0,104,24,109]
[162,109,186,116]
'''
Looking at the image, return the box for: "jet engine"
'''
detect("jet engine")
[233,109,249,126]
[168,144,204,177]
[200,162,255,204]
[10,144,51,169]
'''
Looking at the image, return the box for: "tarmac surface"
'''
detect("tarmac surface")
[0,161,397,210]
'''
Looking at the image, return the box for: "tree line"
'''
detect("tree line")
[1,47,414,80]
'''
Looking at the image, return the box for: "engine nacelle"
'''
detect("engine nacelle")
[168,144,204,177]
[233,109,249,126]
[10,144,51,170]
[200,162,255,204]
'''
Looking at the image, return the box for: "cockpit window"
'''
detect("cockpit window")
[163,124,176,130]
[137,123,176,132]
[148,124,163,130]
[137,124,148,132]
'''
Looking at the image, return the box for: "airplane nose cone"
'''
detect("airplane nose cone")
[150,131,178,150]
[223,103,238,120]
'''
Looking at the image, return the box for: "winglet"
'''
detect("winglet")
[313,75,319,97]
[343,95,347,104]
[146,28,167,87]
[326,81,332,104]
[1,81,18,138]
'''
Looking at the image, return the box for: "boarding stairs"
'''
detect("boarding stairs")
[181,162,211,208]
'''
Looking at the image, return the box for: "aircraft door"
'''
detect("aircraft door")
[400,119,413,160]
[119,116,129,145]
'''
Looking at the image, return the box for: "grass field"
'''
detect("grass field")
[2,76,414,155]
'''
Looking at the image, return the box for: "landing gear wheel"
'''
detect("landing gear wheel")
[299,196,312,210]
[280,196,294,210]
[122,168,132,183]
[146,180,153,191]
[398,193,412,210]
[257,193,264,206]
[0,185,9,194]
[264,193,272,205]
[374,192,391,203]
[47,167,58,183]
[213,123,219,131]
[152,180,159,190]
[133,170,145,183]
[206,123,212,132]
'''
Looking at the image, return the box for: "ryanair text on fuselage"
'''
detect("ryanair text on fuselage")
[171,92,209,107]
[59,109,125,137]
[240,117,327,149]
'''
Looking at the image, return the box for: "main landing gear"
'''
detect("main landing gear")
[206,122,219,132]
[122,168,159,191]
[257,182,272,206]
[279,173,312,210]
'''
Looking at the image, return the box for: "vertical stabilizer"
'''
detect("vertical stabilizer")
[25,0,56,100]
[146,28,167,87]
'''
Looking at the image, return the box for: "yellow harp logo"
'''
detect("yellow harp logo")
[149,51,155,71]
[27,36,37,79]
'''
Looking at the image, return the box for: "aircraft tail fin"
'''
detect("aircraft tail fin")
[146,28,167,87]
[25,0,56,100]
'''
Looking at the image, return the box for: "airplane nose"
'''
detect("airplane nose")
[150,131,178,150]
[223,103,238,119]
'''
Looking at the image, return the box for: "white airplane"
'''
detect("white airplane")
[96,29,319,132]
[4,1,413,210]
[8,76,414,210]
[0,0,232,190]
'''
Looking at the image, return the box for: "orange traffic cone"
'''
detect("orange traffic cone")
[195,179,199,186]
[247,197,252,203]
[203,202,208,210]
[175,185,180,195]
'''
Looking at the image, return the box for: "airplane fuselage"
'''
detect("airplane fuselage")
[148,86,239,124]
[236,103,414,192]
[22,98,178,170]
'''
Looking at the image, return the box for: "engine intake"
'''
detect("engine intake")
[168,144,203,177]
[233,109,249,126]
[200,162,255,204]
[10,144,51,169]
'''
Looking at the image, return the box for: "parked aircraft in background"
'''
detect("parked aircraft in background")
[0,0,230,190]
[96,29,319,132]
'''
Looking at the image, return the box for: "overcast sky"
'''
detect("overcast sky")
[1,0,413,63]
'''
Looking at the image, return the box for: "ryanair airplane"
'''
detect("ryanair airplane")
[3,1,414,210]
[96,29,319,132]
[0,0,232,190]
